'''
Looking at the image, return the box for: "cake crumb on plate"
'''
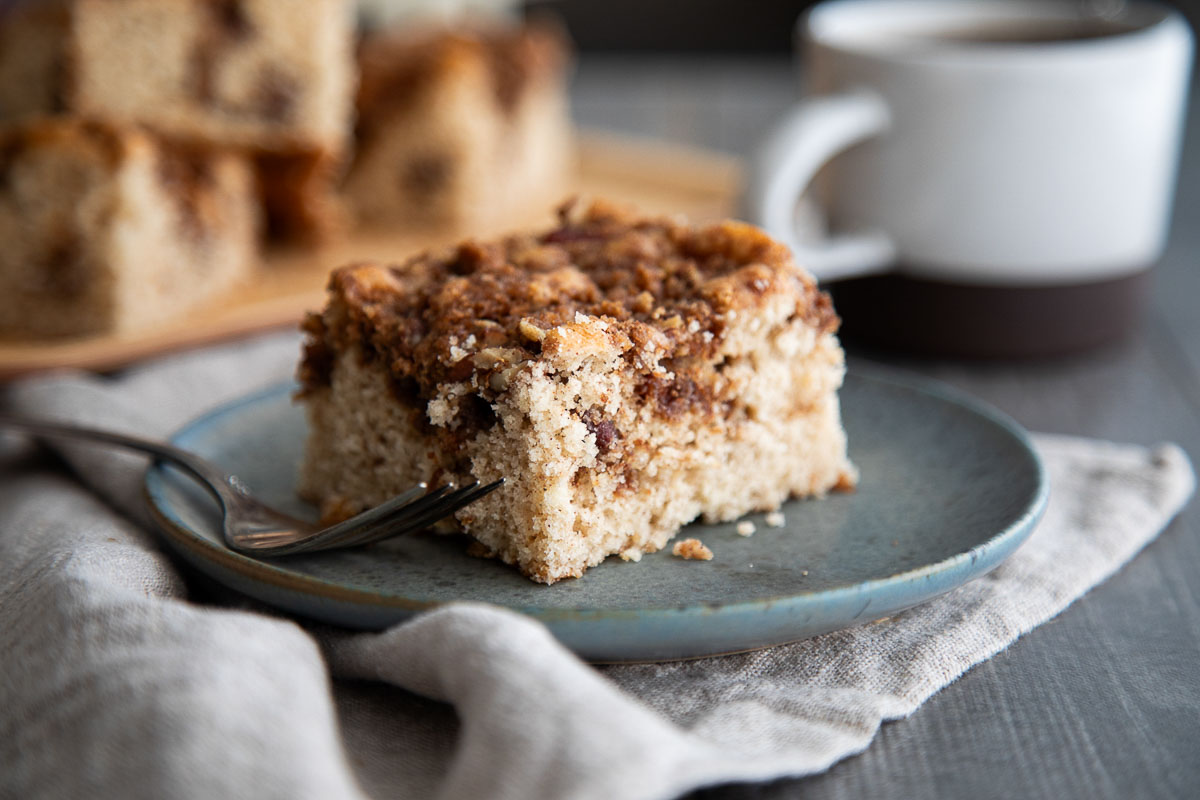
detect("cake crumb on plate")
[764,511,785,528]
[672,538,713,561]
[736,520,756,537]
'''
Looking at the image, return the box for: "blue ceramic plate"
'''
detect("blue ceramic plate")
[144,368,1048,663]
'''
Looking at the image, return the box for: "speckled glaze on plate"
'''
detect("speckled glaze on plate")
[144,368,1048,663]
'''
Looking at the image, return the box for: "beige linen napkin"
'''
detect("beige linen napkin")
[0,332,1193,800]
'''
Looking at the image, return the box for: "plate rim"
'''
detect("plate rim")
[144,367,1049,626]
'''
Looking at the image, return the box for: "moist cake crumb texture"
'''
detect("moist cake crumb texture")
[672,538,714,561]
[298,198,857,584]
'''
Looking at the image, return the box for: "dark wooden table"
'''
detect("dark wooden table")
[573,56,1200,799]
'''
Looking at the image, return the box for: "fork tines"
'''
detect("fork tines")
[303,478,505,554]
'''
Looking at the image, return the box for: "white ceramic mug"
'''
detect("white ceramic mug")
[741,0,1193,355]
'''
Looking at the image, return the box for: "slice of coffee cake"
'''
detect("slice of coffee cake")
[297,200,856,584]
[0,118,258,337]
[0,0,356,242]
[0,0,355,154]
[344,22,571,230]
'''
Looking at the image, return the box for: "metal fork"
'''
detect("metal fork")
[0,414,503,557]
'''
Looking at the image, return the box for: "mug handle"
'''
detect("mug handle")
[741,89,896,283]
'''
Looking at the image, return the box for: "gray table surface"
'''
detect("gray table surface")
[571,56,1200,800]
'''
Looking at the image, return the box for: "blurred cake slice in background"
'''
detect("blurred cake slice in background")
[0,118,258,338]
[0,0,356,243]
[73,0,353,154]
[345,21,572,231]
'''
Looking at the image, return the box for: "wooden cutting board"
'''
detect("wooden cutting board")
[0,133,741,379]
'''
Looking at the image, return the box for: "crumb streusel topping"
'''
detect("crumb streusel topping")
[300,199,838,440]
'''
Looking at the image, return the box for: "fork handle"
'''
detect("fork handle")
[0,414,233,504]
